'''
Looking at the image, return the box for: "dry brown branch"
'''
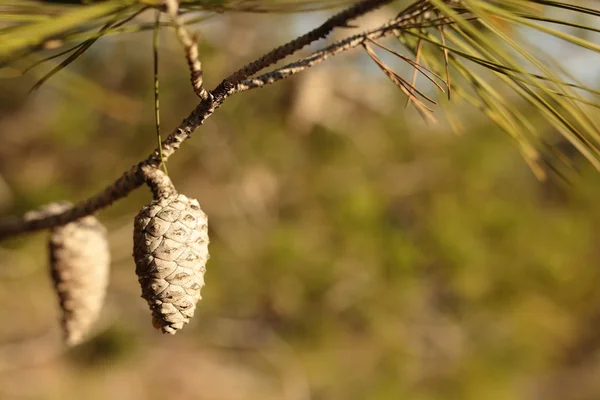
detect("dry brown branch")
[0,0,461,239]
[231,7,453,95]
[232,21,399,93]
[165,0,210,100]
[215,0,396,88]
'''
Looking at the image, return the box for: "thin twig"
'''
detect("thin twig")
[216,0,395,89]
[165,0,210,100]
[233,21,400,93]
[232,11,439,94]
[232,1,463,94]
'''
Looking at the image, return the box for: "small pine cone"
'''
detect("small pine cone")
[133,194,209,334]
[48,211,110,347]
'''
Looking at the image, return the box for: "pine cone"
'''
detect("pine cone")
[133,194,209,334]
[48,210,110,346]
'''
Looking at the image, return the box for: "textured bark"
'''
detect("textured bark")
[218,0,394,87]
[133,194,209,334]
[0,0,413,239]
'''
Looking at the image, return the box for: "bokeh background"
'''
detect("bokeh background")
[1,4,600,400]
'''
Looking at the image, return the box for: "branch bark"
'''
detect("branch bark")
[165,0,210,100]
[216,0,394,88]
[0,0,449,239]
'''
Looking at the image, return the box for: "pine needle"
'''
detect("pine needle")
[153,10,168,175]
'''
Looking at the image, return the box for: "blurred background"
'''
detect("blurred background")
[1,3,600,400]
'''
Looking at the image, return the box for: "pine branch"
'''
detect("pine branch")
[215,0,394,88]
[231,11,434,93]
[0,0,398,239]
[165,0,210,100]
[1,0,599,238]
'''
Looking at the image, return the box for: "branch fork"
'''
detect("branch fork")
[1,0,420,238]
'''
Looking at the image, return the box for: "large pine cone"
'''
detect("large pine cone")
[49,212,110,346]
[133,194,209,334]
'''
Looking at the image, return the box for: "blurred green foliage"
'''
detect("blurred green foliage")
[0,8,599,400]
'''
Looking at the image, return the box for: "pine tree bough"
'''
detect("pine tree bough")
[134,168,209,334]
[42,203,110,346]
[0,0,467,239]
[0,0,599,341]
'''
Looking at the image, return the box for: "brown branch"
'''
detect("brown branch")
[233,30,384,93]
[215,0,395,90]
[0,95,222,239]
[231,8,453,94]
[0,168,140,238]
[165,0,210,100]
[0,0,463,239]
